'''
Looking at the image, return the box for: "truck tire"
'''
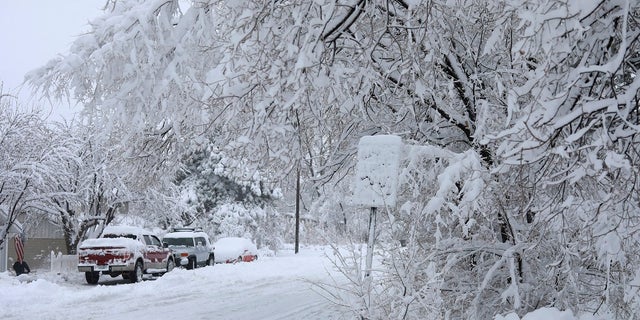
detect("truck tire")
[85,271,99,285]
[129,261,143,283]
[165,258,175,274]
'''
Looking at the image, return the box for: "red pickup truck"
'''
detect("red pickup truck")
[77,226,175,284]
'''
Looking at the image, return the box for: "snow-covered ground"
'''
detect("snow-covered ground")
[0,246,350,320]
[0,245,601,320]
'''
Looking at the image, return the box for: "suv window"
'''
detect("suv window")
[164,237,195,247]
[195,237,206,246]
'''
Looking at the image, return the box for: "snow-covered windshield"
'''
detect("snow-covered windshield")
[102,233,137,240]
[164,237,194,247]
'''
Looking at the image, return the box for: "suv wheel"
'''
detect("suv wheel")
[187,258,196,270]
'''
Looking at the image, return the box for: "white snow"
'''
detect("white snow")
[78,238,144,250]
[352,135,403,207]
[213,237,258,263]
[101,225,150,237]
[0,246,349,320]
[163,231,208,239]
[494,307,591,320]
[78,225,151,250]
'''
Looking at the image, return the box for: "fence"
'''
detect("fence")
[50,251,77,274]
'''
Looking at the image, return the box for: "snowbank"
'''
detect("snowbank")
[495,308,607,320]
[0,246,347,320]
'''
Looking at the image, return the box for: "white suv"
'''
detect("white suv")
[162,227,215,269]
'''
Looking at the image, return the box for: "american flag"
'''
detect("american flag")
[14,234,24,263]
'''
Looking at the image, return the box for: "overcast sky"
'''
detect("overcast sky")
[0,0,105,119]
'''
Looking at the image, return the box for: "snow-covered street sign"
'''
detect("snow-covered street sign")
[353,135,403,207]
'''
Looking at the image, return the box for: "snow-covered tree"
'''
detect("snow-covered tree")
[0,95,77,249]
[26,0,640,318]
[176,142,274,216]
[39,122,131,253]
[491,1,640,317]
[173,139,281,242]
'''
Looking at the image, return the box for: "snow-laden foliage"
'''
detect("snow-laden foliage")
[175,141,274,218]
[26,0,640,318]
[0,95,78,249]
[489,1,640,318]
[6,115,185,254]
[306,0,640,318]
[39,122,131,253]
[171,140,284,248]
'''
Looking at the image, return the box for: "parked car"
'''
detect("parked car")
[213,237,258,263]
[162,227,215,269]
[77,226,175,284]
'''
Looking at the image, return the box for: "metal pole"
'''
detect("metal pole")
[365,206,377,277]
[295,166,300,254]
[362,207,378,319]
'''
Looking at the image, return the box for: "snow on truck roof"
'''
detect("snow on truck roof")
[79,237,145,250]
[103,225,154,236]
[163,231,207,238]
[78,226,153,250]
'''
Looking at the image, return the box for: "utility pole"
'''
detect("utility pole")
[295,165,300,254]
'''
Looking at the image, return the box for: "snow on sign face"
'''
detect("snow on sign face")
[353,135,403,207]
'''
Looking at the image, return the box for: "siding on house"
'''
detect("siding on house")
[7,220,68,271]
[25,220,65,239]
[7,238,68,271]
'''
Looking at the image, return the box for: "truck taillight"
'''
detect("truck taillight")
[180,253,189,257]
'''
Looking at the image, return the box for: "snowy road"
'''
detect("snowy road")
[0,247,351,320]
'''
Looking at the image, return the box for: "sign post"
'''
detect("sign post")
[365,207,377,277]
[353,135,403,278]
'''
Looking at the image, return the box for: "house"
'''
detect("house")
[0,217,23,273]
[1,217,67,272]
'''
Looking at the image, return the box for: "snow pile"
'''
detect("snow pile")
[0,246,347,320]
[495,308,608,320]
[213,236,258,262]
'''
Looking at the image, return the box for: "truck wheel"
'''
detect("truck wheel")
[207,255,215,266]
[85,271,99,285]
[129,261,143,283]
[166,258,175,273]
